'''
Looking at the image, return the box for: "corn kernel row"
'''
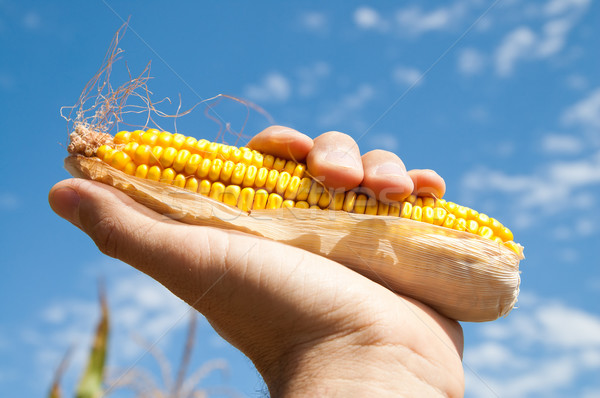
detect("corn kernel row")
[96,130,519,254]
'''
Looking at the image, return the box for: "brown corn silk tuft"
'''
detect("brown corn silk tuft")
[63,24,523,322]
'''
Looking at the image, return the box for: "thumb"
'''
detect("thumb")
[48,178,254,306]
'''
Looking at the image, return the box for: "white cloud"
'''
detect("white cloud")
[493,0,590,77]
[395,4,466,36]
[465,295,600,397]
[296,61,330,98]
[541,133,583,154]
[494,26,536,77]
[22,11,41,30]
[565,74,588,91]
[392,66,423,87]
[367,133,399,152]
[457,48,486,75]
[354,6,385,31]
[299,11,327,33]
[244,72,291,103]
[562,88,600,130]
[318,84,375,128]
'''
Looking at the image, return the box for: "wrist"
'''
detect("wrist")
[259,335,463,397]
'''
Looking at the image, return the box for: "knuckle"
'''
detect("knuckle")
[89,216,121,258]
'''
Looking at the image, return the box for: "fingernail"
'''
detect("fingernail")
[375,162,407,177]
[50,187,81,227]
[325,150,360,169]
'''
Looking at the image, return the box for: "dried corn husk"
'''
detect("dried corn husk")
[64,155,522,322]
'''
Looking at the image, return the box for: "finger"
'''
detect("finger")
[407,169,446,198]
[361,150,414,202]
[247,125,314,161]
[306,131,363,190]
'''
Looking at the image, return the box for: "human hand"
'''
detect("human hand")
[49,126,464,397]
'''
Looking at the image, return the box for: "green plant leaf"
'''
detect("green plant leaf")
[75,287,109,398]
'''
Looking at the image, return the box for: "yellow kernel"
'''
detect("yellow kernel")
[442,213,456,229]
[220,160,236,184]
[208,159,224,181]
[282,200,295,209]
[209,182,226,201]
[263,154,275,169]
[330,191,345,211]
[110,151,131,170]
[477,226,494,239]
[237,187,255,212]
[456,206,469,220]
[140,130,159,146]
[307,182,324,206]
[498,226,514,242]
[204,142,220,159]
[466,219,480,234]
[223,185,241,206]
[353,194,368,214]
[173,174,187,188]
[229,148,242,163]
[182,136,197,152]
[422,197,435,208]
[96,144,111,160]
[252,189,269,210]
[406,194,417,205]
[160,168,176,185]
[342,191,357,212]
[122,142,139,158]
[292,163,306,178]
[284,176,301,200]
[433,207,447,226]
[184,154,203,175]
[251,151,264,168]
[388,203,400,217]
[150,146,164,166]
[453,218,467,232]
[276,172,292,196]
[273,157,286,171]
[199,180,211,196]
[243,165,258,187]
[135,164,149,179]
[295,201,310,209]
[133,145,152,165]
[173,149,191,173]
[171,133,186,150]
[147,165,162,181]
[422,206,434,224]
[113,130,131,144]
[414,197,423,208]
[196,158,212,178]
[266,193,283,209]
[411,205,423,221]
[296,178,313,201]
[504,241,521,255]
[477,213,490,227]
[254,167,269,188]
[159,147,178,168]
[365,196,378,215]
[129,130,143,143]
[231,163,247,185]
[185,177,199,192]
[467,208,479,220]
[318,188,332,209]
[241,150,254,166]
[123,161,136,175]
[194,139,209,155]
[283,160,296,174]
[157,131,173,147]
[400,202,412,218]
[445,201,458,214]
[265,169,280,192]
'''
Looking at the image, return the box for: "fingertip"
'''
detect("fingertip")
[407,169,446,198]
[247,125,314,161]
[361,150,414,202]
[306,131,363,190]
[49,180,82,227]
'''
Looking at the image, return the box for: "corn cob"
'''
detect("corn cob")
[88,128,521,254]
[65,124,523,322]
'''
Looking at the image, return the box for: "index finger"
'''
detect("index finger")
[247,125,314,162]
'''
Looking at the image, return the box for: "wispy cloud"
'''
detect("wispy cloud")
[457,47,486,75]
[562,87,600,130]
[318,84,375,129]
[461,89,600,232]
[298,11,328,34]
[353,6,388,32]
[465,294,600,397]
[244,72,292,103]
[392,66,423,87]
[296,62,330,98]
[395,3,467,36]
[493,0,590,77]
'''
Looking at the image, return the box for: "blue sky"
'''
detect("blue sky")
[1,1,599,397]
